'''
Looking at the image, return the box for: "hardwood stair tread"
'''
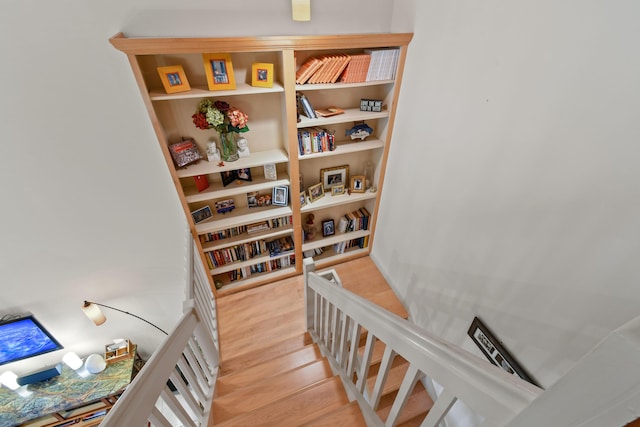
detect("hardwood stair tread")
[216,343,323,397]
[214,376,350,427]
[213,358,334,423]
[301,401,367,427]
[377,381,433,425]
[366,359,411,397]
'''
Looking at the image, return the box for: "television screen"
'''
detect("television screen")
[0,315,63,366]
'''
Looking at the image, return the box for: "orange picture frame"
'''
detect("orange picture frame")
[251,62,274,88]
[202,53,236,91]
[157,65,191,94]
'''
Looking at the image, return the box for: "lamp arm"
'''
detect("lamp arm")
[85,301,168,335]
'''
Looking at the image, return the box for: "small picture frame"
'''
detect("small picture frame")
[202,53,236,91]
[322,219,335,237]
[320,165,349,190]
[331,185,345,196]
[263,163,278,181]
[236,168,252,182]
[247,191,272,208]
[215,199,235,214]
[308,182,325,203]
[272,186,289,206]
[191,206,213,224]
[350,175,366,193]
[251,63,274,88]
[157,65,191,94]
[299,192,307,207]
[220,170,238,187]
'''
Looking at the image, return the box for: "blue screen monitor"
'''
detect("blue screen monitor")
[0,315,63,366]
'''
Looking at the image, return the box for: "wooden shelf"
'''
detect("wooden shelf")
[297,108,389,128]
[202,225,294,252]
[304,247,370,268]
[196,206,293,234]
[185,173,291,203]
[150,82,284,101]
[295,80,394,91]
[298,138,384,160]
[210,251,295,275]
[302,229,370,252]
[301,191,377,213]
[176,149,289,179]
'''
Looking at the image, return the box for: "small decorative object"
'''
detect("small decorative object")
[191,206,213,224]
[215,199,235,214]
[220,170,238,187]
[237,137,250,157]
[157,65,191,94]
[360,99,383,112]
[85,354,107,373]
[322,219,335,237]
[193,175,209,192]
[192,98,249,162]
[370,186,378,193]
[236,168,252,182]
[214,279,224,290]
[206,141,220,162]
[363,161,374,189]
[468,317,538,386]
[350,175,366,193]
[251,62,274,88]
[315,106,345,118]
[308,182,325,203]
[304,213,316,240]
[168,138,202,168]
[331,185,345,196]
[321,165,349,190]
[299,192,307,207]
[247,191,272,208]
[202,53,236,90]
[264,163,278,181]
[345,123,374,140]
[272,186,289,206]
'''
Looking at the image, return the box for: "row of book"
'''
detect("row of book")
[199,215,293,244]
[343,207,372,232]
[295,48,400,85]
[334,236,369,254]
[205,240,268,269]
[266,235,295,257]
[225,255,296,282]
[302,247,324,259]
[297,127,336,156]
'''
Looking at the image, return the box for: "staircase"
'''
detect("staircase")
[213,257,433,426]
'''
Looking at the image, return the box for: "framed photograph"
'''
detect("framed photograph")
[251,62,274,88]
[272,186,289,206]
[467,317,538,386]
[322,219,335,237]
[236,168,252,182]
[320,165,349,190]
[331,185,345,196]
[263,163,278,181]
[220,170,238,187]
[299,192,307,207]
[215,199,235,214]
[308,182,325,203]
[157,65,191,94]
[350,175,366,193]
[247,191,272,208]
[202,53,236,91]
[191,206,213,224]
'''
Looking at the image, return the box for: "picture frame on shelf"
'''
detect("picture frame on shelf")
[220,170,238,187]
[236,168,252,181]
[215,199,235,214]
[202,53,236,91]
[263,163,278,181]
[308,183,325,203]
[299,192,307,207]
[157,65,191,94]
[350,175,366,193]
[467,317,538,386]
[331,185,345,196]
[251,62,274,88]
[272,186,289,206]
[322,219,335,237]
[191,206,213,224]
[321,165,349,190]
[247,191,272,208]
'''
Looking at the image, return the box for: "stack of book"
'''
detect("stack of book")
[333,236,369,254]
[266,235,295,257]
[297,127,336,156]
[204,240,268,269]
[364,48,400,81]
[343,207,372,232]
[226,254,295,282]
[303,247,324,258]
[296,54,351,84]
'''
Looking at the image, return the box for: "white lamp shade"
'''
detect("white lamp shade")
[62,352,83,370]
[0,371,20,390]
[82,302,106,326]
[85,354,106,374]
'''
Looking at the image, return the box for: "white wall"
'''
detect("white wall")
[0,0,399,375]
[376,0,640,389]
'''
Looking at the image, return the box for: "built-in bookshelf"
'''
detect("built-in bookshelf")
[111,33,412,295]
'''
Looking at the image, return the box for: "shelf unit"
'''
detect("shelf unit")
[111,33,412,296]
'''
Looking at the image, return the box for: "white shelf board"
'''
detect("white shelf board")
[297,108,389,128]
[302,229,370,252]
[185,173,291,203]
[177,149,288,179]
[298,139,384,160]
[196,206,293,234]
[150,83,284,101]
[305,247,370,268]
[295,80,394,91]
[217,267,297,293]
[301,191,377,213]
[202,225,294,252]
[210,251,295,275]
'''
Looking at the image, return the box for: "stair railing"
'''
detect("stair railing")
[303,258,542,427]
[101,235,220,427]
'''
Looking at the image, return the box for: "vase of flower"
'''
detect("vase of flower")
[219,131,239,162]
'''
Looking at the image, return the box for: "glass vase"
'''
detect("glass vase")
[219,131,239,162]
